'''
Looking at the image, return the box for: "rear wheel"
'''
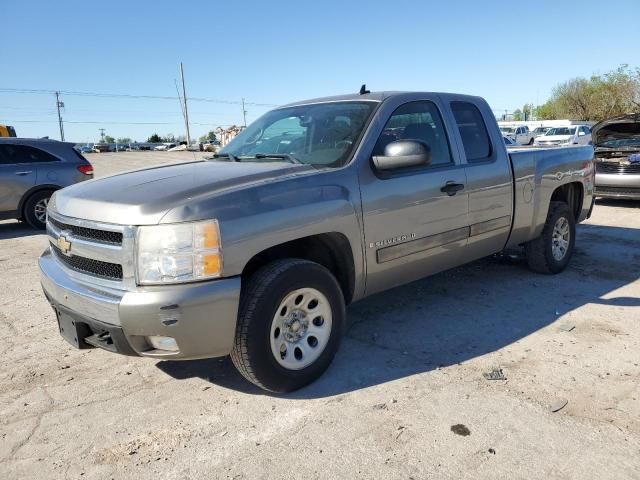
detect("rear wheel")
[525,201,575,274]
[528,137,534,145]
[23,190,53,229]
[231,259,345,392]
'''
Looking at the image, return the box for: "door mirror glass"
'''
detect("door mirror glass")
[372,140,432,171]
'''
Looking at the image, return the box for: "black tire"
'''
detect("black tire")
[23,190,53,230]
[230,259,345,393]
[525,201,575,274]
[528,138,534,145]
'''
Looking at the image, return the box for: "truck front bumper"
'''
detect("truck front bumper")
[39,248,241,360]
[595,172,640,200]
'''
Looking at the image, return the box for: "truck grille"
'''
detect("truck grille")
[48,216,123,245]
[596,162,640,174]
[51,243,123,280]
[46,210,134,288]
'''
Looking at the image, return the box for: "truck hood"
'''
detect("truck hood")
[591,113,640,148]
[51,160,313,225]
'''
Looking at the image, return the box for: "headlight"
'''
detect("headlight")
[136,220,222,285]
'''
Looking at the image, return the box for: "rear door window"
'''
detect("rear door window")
[0,144,60,164]
[450,101,492,163]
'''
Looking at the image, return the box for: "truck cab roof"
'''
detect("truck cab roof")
[279,91,486,108]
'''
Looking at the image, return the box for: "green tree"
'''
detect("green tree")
[116,137,132,144]
[538,65,640,121]
[104,135,115,144]
[535,101,559,120]
[198,130,217,143]
[162,134,176,143]
[512,109,523,121]
[148,133,162,143]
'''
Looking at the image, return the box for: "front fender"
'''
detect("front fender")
[161,169,366,300]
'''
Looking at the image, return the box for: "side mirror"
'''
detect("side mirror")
[372,140,432,171]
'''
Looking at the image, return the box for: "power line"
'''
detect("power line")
[1,119,175,125]
[0,87,278,107]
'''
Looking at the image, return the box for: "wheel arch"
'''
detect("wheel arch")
[240,232,356,305]
[18,184,61,218]
[550,182,584,220]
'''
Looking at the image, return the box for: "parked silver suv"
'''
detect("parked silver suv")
[0,138,93,229]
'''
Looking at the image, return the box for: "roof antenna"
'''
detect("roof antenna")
[359,84,370,95]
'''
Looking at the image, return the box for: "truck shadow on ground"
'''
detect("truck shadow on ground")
[156,223,640,398]
[0,220,42,240]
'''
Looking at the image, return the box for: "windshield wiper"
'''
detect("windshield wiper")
[253,153,303,164]
[212,152,239,162]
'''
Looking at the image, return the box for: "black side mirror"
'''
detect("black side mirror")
[372,140,432,171]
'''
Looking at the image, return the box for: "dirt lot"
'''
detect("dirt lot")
[1,152,639,479]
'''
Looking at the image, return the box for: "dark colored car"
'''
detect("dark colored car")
[593,113,640,200]
[0,138,93,229]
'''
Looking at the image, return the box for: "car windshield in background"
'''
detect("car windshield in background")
[500,127,515,134]
[546,127,574,136]
[217,101,377,168]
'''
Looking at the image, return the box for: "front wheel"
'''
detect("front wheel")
[231,259,345,392]
[525,201,575,274]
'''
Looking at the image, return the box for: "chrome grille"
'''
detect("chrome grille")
[51,244,123,280]
[48,216,123,245]
[46,210,136,290]
[596,162,640,174]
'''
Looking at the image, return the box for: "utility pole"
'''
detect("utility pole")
[180,62,191,145]
[99,128,105,142]
[55,91,65,141]
[242,98,247,128]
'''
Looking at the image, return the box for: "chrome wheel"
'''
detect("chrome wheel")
[34,198,49,224]
[270,287,333,370]
[551,216,570,261]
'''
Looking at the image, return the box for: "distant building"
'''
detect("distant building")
[216,125,243,147]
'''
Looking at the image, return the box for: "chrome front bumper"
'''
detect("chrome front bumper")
[39,248,241,359]
[595,172,640,199]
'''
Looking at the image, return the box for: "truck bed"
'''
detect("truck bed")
[506,145,594,248]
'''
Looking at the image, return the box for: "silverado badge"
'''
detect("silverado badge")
[57,235,72,255]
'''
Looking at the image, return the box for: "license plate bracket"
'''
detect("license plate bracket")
[56,309,92,349]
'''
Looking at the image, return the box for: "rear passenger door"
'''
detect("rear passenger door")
[0,144,38,214]
[449,100,513,261]
[359,97,469,295]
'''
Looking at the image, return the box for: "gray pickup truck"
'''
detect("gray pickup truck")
[39,91,595,392]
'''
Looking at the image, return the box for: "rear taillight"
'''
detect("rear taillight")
[77,164,93,175]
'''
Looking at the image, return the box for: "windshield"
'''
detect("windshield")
[500,127,515,134]
[218,101,377,167]
[533,127,550,134]
[546,127,575,136]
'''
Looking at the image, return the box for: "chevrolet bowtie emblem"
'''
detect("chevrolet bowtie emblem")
[57,235,72,255]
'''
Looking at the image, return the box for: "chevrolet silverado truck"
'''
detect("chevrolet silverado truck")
[39,91,595,392]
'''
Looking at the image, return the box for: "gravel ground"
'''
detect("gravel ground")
[1,152,639,479]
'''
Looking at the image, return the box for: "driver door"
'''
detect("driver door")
[358,97,469,295]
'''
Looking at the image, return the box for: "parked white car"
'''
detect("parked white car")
[534,125,592,146]
[154,143,177,151]
[499,125,535,145]
[531,126,552,139]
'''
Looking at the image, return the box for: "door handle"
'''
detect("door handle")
[15,171,33,176]
[440,181,465,196]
